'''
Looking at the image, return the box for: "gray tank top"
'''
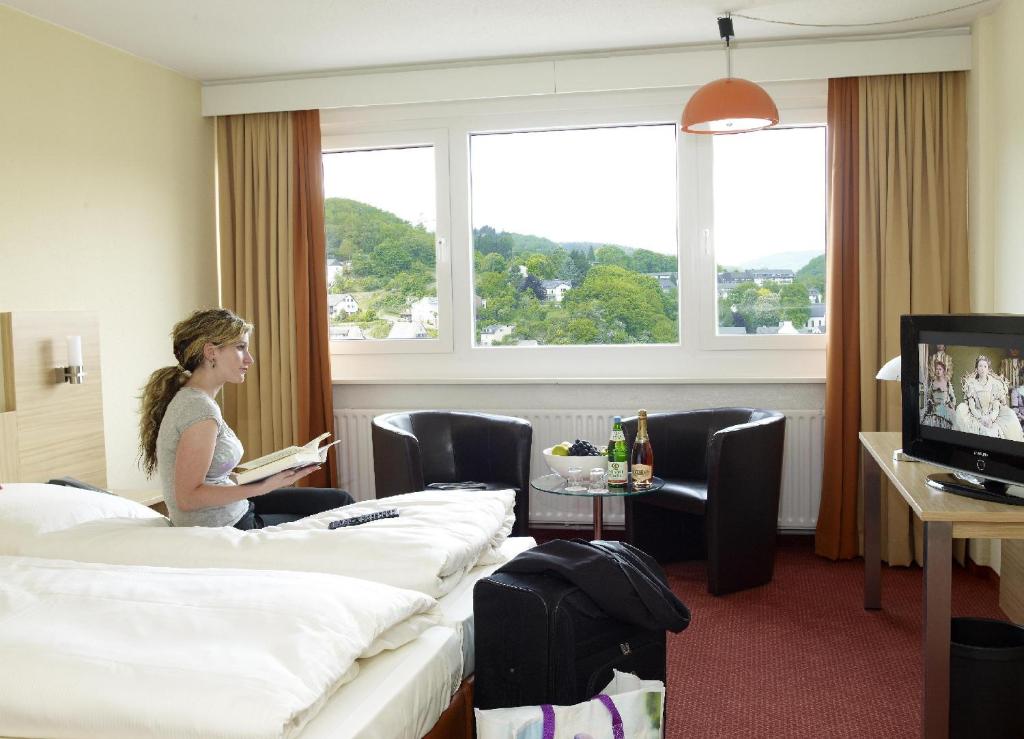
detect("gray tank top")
[156,387,247,527]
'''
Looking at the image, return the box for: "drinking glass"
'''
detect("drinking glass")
[588,467,608,493]
[565,466,585,491]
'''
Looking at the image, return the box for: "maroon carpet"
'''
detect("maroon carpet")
[662,542,1004,738]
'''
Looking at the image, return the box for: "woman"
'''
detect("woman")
[922,360,956,429]
[954,355,1024,441]
[139,308,352,528]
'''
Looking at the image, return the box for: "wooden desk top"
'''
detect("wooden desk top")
[860,431,1024,539]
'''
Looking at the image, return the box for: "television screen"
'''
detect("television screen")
[902,315,1024,498]
[917,340,1024,445]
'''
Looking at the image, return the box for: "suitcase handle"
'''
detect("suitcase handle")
[540,694,624,739]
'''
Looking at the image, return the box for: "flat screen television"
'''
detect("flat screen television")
[901,314,1024,504]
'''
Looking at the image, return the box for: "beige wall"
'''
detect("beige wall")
[0,7,216,488]
[970,0,1024,584]
[971,0,1024,315]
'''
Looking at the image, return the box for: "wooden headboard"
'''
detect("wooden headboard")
[0,311,107,486]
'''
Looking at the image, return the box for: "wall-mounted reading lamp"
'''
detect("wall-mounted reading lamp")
[56,335,86,384]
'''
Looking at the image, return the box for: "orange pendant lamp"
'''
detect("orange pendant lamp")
[682,15,778,134]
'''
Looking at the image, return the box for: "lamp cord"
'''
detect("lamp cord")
[732,0,995,29]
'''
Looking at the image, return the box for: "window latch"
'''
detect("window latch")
[436,237,449,263]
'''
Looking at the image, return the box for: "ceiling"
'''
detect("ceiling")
[0,0,999,82]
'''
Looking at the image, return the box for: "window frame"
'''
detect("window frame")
[322,128,453,355]
[466,118,684,350]
[319,82,828,383]
[695,110,828,352]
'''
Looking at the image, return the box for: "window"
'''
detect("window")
[320,81,828,381]
[469,124,679,347]
[321,130,451,352]
[711,126,827,337]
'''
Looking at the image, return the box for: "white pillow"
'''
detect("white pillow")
[0,483,167,545]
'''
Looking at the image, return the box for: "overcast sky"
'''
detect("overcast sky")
[322,124,826,265]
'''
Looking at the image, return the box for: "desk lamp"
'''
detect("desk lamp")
[876,356,914,462]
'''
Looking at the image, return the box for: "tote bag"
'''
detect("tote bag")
[475,670,664,739]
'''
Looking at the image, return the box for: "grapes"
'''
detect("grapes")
[568,439,602,456]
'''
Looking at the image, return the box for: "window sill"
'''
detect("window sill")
[330,375,826,385]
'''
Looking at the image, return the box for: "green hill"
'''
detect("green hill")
[795,254,825,296]
[324,198,434,265]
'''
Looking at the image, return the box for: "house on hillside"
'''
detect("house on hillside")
[410,296,439,328]
[328,293,359,318]
[808,288,822,304]
[717,269,796,297]
[645,272,677,291]
[327,259,347,286]
[479,324,514,346]
[540,279,571,302]
[807,303,826,332]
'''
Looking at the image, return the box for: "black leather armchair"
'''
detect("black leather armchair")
[371,411,533,536]
[622,408,786,596]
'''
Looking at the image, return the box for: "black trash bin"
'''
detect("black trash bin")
[950,617,1024,738]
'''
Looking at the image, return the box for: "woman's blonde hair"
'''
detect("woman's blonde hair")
[138,308,253,477]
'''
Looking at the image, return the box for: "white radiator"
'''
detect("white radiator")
[333,408,824,531]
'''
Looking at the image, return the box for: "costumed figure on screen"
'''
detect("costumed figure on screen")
[931,344,953,380]
[921,359,956,429]
[954,354,1024,440]
[1011,383,1024,425]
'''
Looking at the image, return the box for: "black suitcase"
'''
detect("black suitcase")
[473,569,667,710]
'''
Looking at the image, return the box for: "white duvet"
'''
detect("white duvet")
[0,487,516,598]
[0,556,440,739]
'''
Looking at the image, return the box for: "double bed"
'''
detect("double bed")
[0,483,535,738]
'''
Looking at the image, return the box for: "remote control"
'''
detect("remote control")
[328,508,400,529]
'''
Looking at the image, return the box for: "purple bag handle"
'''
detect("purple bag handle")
[541,694,624,739]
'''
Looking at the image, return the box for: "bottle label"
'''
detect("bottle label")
[632,464,653,485]
[608,461,628,486]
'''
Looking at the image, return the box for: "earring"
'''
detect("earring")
[210,358,217,370]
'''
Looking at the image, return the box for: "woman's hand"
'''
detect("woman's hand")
[255,465,322,495]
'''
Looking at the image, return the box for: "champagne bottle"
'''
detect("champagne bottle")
[607,416,628,488]
[630,409,654,490]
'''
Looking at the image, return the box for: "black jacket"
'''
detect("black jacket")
[497,539,691,633]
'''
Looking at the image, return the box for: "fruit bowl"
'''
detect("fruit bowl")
[542,446,608,479]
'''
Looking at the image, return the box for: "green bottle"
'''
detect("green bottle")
[607,416,628,488]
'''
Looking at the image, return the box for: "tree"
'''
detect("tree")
[724,281,780,333]
[477,252,506,274]
[629,248,676,273]
[594,245,629,268]
[520,273,546,301]
[562,266,677,343]
[568,250,590,286]
[779,282,811,327]
[525,254,555,279]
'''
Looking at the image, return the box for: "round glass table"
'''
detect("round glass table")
[530,473,665,539]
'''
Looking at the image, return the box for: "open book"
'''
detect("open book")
[231,432,341,485]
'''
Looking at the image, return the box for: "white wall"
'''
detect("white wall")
[0,6,216,488]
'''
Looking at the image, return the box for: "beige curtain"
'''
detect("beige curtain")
[216,113,298,458]
[857,72,970,565]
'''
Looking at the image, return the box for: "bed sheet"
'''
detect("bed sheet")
[298,625,463,739]
[437,535,536,678]
[301,537,537,739]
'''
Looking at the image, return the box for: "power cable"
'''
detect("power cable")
[732,0,996,29]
